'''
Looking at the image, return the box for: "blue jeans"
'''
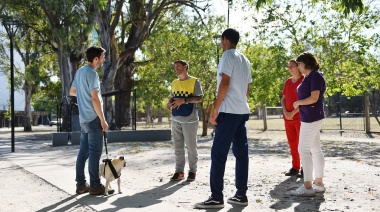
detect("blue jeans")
[210,113,249,200]
[76,117,103,187]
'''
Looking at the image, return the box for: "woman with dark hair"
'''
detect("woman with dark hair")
[290,52,326,196]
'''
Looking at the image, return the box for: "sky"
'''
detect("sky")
[210,0,260,41]
[212,0,243,26]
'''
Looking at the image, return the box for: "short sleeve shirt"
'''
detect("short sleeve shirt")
[72,64,102,123]
[297,70,326,123]
[282,76,304,121]
[217,49,251,114]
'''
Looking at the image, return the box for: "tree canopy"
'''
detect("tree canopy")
[0,0,379,132]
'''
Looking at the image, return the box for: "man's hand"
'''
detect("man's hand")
[171,98,186,109]
[293,101,300,110]
[101,120,109,132]
[283,111,294,120]
[166,102,172,111]
[209,109,218,125]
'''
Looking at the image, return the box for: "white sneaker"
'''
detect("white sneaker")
[290,185,316,197]
[312,183,326,193]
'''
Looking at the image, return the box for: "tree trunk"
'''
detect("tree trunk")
[262,106,267,131]
[258,105,263,120]
[157,108,162,123]
[100,0,205,129]
[114,62,133,129]
[94,0,125,130]
[56,43,78,132]
[23,81,33,132]
[145,103,153,128]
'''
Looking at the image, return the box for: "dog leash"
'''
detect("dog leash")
[102,132,120,179]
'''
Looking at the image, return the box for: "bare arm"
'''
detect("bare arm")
[168,95,203,110]
[70,86,76,96]
[91,89,108,131]
[282,95,300,120]
[184,96,203,104]
[281,95,286,112]
[209,73,230,125]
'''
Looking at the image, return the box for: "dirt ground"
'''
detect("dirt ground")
[0,126,379,211]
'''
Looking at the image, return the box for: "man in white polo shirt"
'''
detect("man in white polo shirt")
[194,28,252,209]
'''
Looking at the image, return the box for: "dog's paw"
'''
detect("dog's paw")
[118,191,122,194]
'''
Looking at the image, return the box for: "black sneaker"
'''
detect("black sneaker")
[285,168,299,176]
[187,172,196,181]
[170,172,184,181]
[297,169,304,178]
[89,184,105,195]
[194,197,224,209]
[227,194,248,206]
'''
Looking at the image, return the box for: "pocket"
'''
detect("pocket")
[87,117,102,132]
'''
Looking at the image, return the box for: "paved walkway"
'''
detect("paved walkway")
[0,126,380,211]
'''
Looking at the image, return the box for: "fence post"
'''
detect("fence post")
[364,92,370,133]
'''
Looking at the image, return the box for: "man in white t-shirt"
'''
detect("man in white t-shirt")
[194,28,252,209]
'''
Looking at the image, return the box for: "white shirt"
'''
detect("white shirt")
[217,49,252,114]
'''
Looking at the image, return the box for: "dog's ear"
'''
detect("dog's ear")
[119,156,124,160]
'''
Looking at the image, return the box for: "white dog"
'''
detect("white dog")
[99,156,126,195]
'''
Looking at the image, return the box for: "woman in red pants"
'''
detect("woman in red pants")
[281,59,304,177]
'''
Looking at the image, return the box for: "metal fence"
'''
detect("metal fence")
[102,89,137,130]
[254,92,380,132]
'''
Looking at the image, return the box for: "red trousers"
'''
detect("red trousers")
[284,119,301,170]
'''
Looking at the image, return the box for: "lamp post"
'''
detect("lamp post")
[212,35,222,65]
[227,0,233,27]
[335,60,343,136]
[2,17,23,152]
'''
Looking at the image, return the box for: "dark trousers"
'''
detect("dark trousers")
[210,113,249,200]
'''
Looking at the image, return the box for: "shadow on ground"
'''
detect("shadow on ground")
[269,176,325,211]
[102,181,186,211]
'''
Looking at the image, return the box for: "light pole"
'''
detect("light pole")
[2,17,23,152]
[213,35,222,65]
[335,60,343,136]
[227,0,233,27]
